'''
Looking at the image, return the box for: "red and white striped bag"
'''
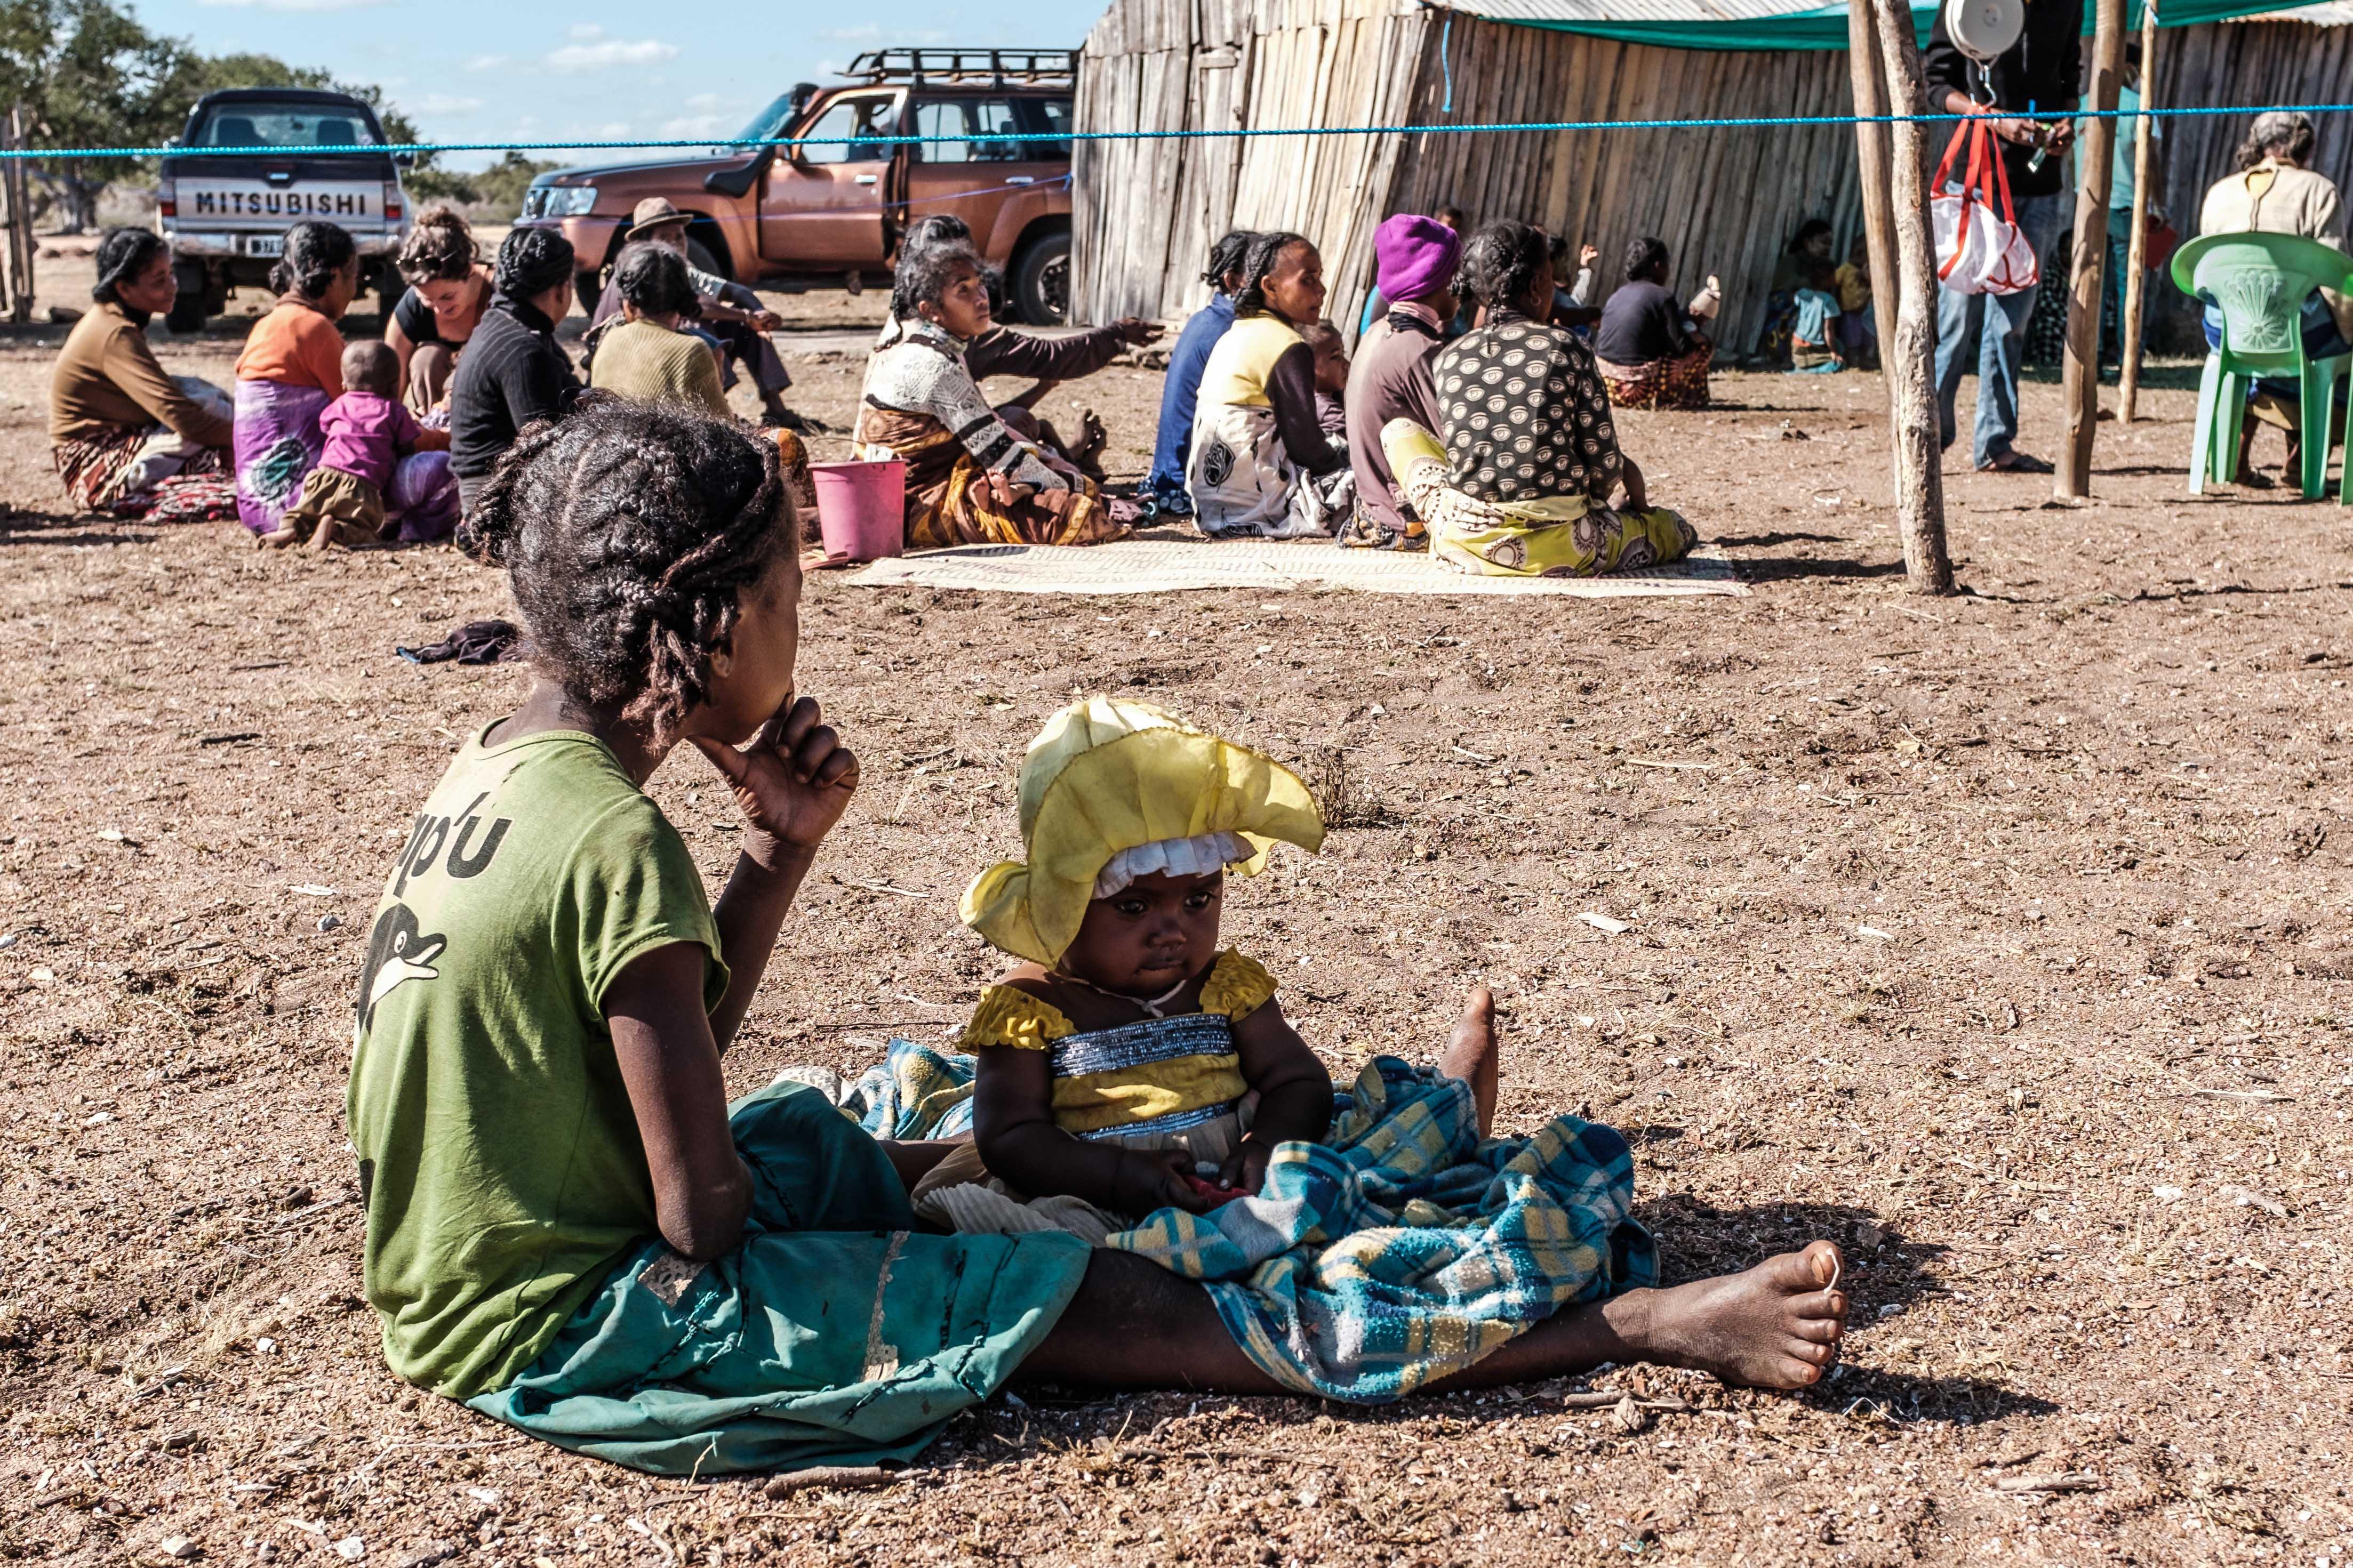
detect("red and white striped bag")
[1930,113,2041,296]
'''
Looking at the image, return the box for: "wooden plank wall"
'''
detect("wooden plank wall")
[1076,1,1862,348]
[1076,5,2353,345]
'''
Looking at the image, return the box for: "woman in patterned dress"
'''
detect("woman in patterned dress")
[1378,220,1697,578]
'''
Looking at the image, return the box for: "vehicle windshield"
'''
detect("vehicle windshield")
[191,101,381,149]
[732,92,802,146]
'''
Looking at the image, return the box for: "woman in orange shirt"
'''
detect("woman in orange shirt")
[234,221,459,541]
[233,221,358,537]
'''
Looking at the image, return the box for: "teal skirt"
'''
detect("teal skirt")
[465,1081,1091,1476]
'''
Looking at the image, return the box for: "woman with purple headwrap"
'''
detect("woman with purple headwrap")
[1340,214,1459,550]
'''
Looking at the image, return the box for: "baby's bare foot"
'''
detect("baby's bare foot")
[1634,1241,1848,1389]
[1440,986,1499,1136]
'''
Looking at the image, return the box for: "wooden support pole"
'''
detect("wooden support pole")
[2059,0,2129,497]
[1863,0,1955,594]
[2116,0,2160,423]
[1847,0,1901,388]
[5,107,32,326]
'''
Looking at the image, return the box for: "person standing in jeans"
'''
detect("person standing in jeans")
[1924,0,2085,473]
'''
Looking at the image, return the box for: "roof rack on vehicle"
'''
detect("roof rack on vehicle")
[842,47,1079,86]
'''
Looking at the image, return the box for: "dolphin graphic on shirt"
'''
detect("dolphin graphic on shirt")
[355,903,446,1036]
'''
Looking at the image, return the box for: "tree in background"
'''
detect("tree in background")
[0,0,438,231]
[409,150,559,219]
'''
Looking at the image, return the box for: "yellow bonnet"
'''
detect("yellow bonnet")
[959,697,1326,966]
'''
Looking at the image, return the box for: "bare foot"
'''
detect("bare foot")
[255,527,298,550]
[1070,407,1108,464]
[1630,1241,1848,1389]
[307,519,340,551]
[1439,986,1499,1137]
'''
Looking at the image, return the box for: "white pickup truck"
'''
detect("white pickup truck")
[155,86,413,332]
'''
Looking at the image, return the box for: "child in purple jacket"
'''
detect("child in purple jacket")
[262,342,449,549]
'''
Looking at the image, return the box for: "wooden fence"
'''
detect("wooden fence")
[1075,1,2353,349]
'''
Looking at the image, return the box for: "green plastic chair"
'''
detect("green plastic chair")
[2171,232,2353,500]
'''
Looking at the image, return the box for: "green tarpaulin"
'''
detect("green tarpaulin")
[1499,0,2311,51]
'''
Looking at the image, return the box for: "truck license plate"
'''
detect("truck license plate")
[243,235,284,258]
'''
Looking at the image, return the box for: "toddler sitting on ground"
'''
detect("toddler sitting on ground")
[909,697,1499,1240]
[263,342,447,549]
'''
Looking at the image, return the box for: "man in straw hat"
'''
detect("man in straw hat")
[587,197,811,430]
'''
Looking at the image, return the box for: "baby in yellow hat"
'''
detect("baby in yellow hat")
[907,697,1498,1241]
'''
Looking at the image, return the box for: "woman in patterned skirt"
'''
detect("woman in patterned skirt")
[1379,220,1696,579]
[48,229,237,522]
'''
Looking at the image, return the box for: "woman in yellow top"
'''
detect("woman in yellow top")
[586,244,730,417]
[1185,232,1354,538]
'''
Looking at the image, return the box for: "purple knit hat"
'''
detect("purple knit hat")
[1374,214,1462,302]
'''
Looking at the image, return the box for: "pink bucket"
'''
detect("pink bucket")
[809,459,907,562]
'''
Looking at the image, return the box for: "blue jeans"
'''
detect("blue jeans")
[1934,190,2071,465]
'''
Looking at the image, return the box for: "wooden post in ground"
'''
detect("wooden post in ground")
[1846,0,1901,385]
[1862,0,1955,594]
[2058,0,2130,496]
[3,108,32,326]
[7,109,23,324]
[2116,0,2161,423]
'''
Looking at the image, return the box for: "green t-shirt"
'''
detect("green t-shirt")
[347,725,726,1399]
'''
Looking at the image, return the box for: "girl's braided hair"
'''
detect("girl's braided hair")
[1621,234,1670,284]
[1459,220,1548,309]
[466,401,796,750]
[1202,229,1255,289]
[269,220,358,300]
[1230,231,1310,318]
[889,215,975,319]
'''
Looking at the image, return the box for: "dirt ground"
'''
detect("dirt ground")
[0,243,2348,1568]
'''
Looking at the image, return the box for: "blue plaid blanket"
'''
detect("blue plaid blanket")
[840,1040,1655,1402]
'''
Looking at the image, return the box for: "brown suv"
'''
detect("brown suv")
[516,48,1076,323]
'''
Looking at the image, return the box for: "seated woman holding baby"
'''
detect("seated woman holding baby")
[1381,220,1699,578]
[49,228,236,521]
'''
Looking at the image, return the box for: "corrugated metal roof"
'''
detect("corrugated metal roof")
[2235,1,2353,21]
[1424,0,1838,21]
[1427,0,2353,21]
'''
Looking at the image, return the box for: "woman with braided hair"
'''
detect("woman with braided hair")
[49,227,236,520]
[351,401,1848,1478]
[1185,230,1353,538]
[1381,220,1698,578]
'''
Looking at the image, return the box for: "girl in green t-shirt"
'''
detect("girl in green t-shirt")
[354,401,1850,1479]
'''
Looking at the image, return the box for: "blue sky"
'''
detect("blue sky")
[134,0,1108,170]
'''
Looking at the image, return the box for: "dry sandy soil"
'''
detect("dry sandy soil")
[0,243,2347,1567]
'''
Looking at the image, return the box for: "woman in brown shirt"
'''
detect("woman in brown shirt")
[50,228,237,521]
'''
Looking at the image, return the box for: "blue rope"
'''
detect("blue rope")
[9,102,2352,159]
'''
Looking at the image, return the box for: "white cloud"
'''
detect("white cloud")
[685,92,724,111]
[461,54,507,74]
[568,22,604,39]
[546,37,680,71]
[659,115,730,139]
[413,94,484,116]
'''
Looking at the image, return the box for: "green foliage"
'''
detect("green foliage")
[466,151,557,219]
[0,0,441,229]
